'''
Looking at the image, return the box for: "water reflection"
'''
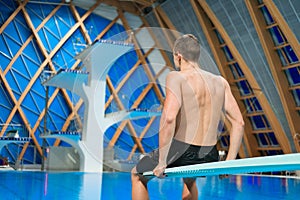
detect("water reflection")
[0,171,102,200]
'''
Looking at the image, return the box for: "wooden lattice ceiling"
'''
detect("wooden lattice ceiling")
[0,0,172,165]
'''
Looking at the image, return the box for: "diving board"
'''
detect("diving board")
[104,109,161,127]
[40,131,81,146]
[0,137,31,151]
[143,153,300,177]
[42,69,88,95]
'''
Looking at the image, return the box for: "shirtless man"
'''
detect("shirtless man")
[131,34,244,200]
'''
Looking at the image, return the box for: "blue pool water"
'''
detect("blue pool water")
[0,170,299,199]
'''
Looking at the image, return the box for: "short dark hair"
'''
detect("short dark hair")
[173,34,200,63]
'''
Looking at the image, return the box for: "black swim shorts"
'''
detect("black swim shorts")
[136,139,219,173]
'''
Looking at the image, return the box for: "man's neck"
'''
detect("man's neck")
[180,61,199,71]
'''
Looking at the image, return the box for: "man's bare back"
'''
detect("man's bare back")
[172,68,225,146]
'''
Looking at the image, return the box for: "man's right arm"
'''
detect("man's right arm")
[222,78,245,160]
[153,71,182,177]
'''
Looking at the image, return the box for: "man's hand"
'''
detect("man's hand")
[153,163,167,178]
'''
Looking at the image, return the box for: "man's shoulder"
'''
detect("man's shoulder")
[167,71,184,80]
[202,70,224,80]
[168,70,180,76]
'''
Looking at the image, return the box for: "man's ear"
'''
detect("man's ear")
[177,53,183,60]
